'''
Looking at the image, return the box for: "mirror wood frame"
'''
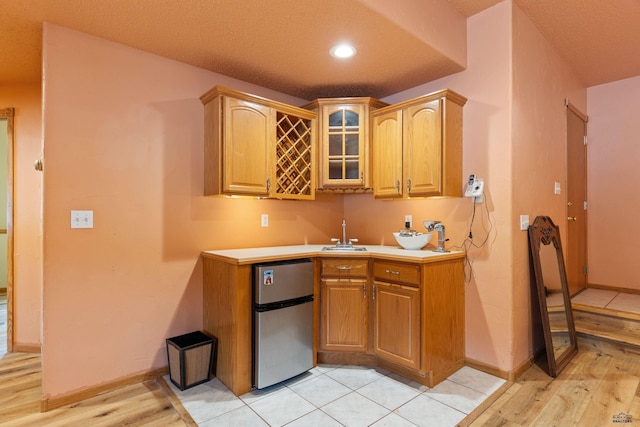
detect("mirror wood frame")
[528,215,578,377]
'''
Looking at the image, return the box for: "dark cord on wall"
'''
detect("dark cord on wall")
[450,191,493,283]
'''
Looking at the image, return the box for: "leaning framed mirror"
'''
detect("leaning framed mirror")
[528,215,578,377]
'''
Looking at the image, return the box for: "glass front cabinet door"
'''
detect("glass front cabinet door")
[305,98,387,190]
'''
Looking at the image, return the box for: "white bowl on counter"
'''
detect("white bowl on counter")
[393,232,432,250]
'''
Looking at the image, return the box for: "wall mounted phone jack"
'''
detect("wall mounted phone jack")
[464,174,484,203]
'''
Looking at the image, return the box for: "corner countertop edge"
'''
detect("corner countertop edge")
[201,245,465,265]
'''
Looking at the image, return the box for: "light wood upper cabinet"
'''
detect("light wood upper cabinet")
[371,89,467,198]
[404,100,442,196]
[371,109,403,197]
[305,98,387,190]
[222,96,274,195]
[200,86,317,199]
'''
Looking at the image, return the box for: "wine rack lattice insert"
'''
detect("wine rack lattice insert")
[275,113,313,197]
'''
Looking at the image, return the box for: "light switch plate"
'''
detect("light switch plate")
[261,214,269,227]
[554,182,561,195]
[71,210,93,229]
[520,215,529,231]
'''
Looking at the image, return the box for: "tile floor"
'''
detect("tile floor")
[165,364,506,426]
[572,288,640,314]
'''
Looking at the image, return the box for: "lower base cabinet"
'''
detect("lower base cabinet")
[202,252,464,395]
[319,256,464,388]
[320,277,368,353]
[373,281,421,371]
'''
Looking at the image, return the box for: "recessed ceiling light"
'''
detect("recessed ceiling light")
[330,43,356,59]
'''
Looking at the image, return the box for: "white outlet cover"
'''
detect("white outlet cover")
[71,210,93,229]
[520,215,529,231]
[405,215,412,227]
[261,214,268,227]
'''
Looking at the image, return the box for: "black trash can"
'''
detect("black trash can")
[166,331,217,391]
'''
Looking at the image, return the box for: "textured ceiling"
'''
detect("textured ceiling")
[511,0,640,87]
[1,0,639,100]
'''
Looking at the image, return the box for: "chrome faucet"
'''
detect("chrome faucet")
[331,218,358,247]
[424,220,449,253]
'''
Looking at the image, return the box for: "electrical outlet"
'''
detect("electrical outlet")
[405,215,412,228]
[261,214,269,227]
[71,210,93,229]
[554,182,561,195]
[520,215,529,231]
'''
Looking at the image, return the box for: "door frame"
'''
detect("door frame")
[565,100,588,296]
[0,108,14,352]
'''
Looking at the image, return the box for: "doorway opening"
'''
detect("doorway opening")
[565,101,588,296]
[0,108,14,355]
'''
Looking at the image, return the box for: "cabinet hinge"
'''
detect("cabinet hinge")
[583,266,589,276]
[584,200,588,211]
[583,136,587,146]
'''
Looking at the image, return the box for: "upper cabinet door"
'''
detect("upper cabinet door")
[304,98,387,191]
[325,105,365,187]
[372,108,403,198]
[223,97,274,196]
[404,99,442,197]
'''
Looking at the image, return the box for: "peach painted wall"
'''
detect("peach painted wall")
[587,76,640,291]
[41,24,344,399]
[511,3,586,366]
[39,0,590,398]
[348,0,587,373]
[348,1,515,373]
[0,83,43,348]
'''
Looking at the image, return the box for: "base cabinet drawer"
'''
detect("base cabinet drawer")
[373,261,420,285]
[322,259,368,277]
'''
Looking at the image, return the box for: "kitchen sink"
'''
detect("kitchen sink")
[321,246,367,252]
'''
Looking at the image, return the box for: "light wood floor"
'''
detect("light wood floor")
[1,284,638,426]
[469,336,640,426]
[0,352,196,426]
[0,337,638,426]
[0,290,196,426]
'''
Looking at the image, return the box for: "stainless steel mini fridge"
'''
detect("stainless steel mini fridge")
[253,258,314,389]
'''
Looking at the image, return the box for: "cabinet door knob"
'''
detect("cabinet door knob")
[337,266,352,271]
[568,216,577,221]
[385,269,400,275]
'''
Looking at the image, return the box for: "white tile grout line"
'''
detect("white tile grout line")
[169,366,503,426]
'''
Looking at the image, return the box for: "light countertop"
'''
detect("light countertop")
[201,244,464,265]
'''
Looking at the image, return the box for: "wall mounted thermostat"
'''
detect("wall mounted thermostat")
[464,174,484,203]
